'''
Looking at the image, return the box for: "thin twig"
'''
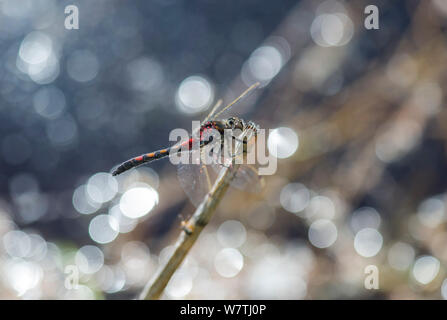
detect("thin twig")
[139,130,252,300]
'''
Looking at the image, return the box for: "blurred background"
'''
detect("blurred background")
[1,0,447,299]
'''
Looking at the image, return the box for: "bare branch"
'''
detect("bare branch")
[139,130,251,300]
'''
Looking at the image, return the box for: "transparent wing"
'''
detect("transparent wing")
[221,164,265,193]
[177,163,212,208]
[176,150,219,208]
[176,148,264,208]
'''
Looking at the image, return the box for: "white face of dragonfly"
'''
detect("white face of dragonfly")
[224,117,259,135]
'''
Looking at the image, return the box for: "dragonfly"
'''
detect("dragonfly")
[111,82,264,207]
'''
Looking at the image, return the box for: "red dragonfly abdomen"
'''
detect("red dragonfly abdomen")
[112,147,173,176]
[111,136,199,176]
[112,121,226,176]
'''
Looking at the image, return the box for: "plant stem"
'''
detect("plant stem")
[139,132,250,300]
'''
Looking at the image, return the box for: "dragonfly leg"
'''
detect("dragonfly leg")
[199,148,213,192]
[232,137,249,144]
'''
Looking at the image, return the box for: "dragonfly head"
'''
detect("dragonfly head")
[224,117,245,131]
[224,117,259,136]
